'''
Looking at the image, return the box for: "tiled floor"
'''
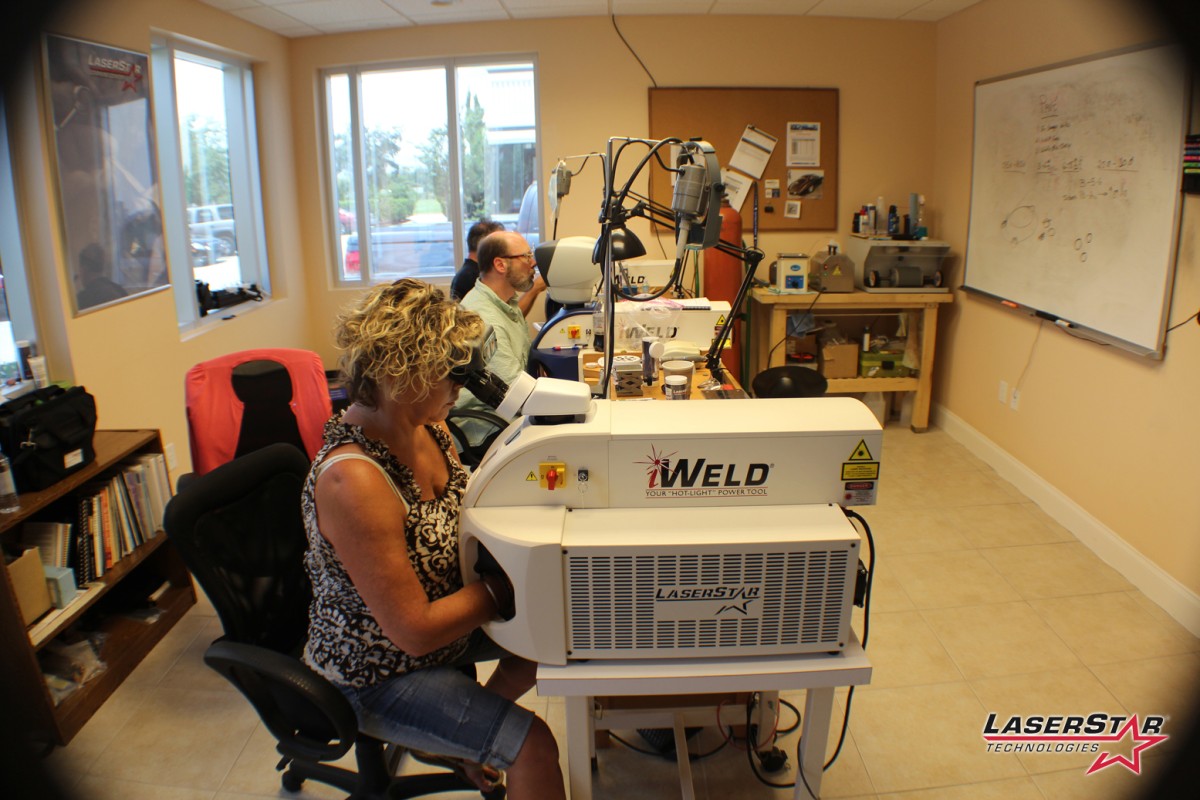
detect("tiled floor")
[42,425,1199,799]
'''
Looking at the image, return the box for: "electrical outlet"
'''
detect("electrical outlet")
[164,442,177,470]
[998,380,1009,404]
[1010,388,1020,410]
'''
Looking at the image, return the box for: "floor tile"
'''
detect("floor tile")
[944,503,1074,549]
[968,667,1125,773]
[980,542,1133,599]
[1029,592,1199,666]
[86,686,258,790]
[860,507,972,555]
[73,775,218,799]
[1030,756,1170,799]
[876,775,1044,799]
[1089,652,1200,738]
[850,683,1026,793]
[888,551,1021,609]
[856,611,962,689]
[921,601,1082,679]
[220,722,354,798]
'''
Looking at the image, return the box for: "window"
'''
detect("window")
[151,38,268,328]
[324,58,540,285]
[0,98,39,385]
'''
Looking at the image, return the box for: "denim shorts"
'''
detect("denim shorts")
[339,631,534,770]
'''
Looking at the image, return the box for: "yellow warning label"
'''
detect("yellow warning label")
[842,462,880,480]
[848,439,873,461]
[716,314,727,325]
[525,470,538,481]
[833,266,843,275]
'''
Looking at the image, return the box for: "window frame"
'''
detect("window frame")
[0,97,40,377]
[321,54,542,288]
[151,36,270,331]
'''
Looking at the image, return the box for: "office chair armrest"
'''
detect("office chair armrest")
[204,640,360,762]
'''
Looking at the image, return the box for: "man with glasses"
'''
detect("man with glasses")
[454,231,541,441]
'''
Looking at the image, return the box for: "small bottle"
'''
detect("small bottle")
[887,205,900,236]
[591,305,606,351]
[0,452,20,514]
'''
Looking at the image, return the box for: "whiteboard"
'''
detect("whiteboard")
[963,45,1188,356]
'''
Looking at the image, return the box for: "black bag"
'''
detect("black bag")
[0,386,98,493]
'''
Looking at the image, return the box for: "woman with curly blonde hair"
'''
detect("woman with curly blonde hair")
[302,279,564,798]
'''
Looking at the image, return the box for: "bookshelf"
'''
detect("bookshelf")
[0,430,196,747]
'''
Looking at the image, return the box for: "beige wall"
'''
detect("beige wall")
[8,0,315,477]
[288,15,940,364]
[933,0,1200,601]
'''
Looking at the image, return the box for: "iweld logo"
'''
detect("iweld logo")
[981,712,1168,775]
[636,445,771,499]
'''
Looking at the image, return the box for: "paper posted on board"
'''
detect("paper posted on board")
[729,125,777,179]
[720,168,751,212]
[787,122,821,167]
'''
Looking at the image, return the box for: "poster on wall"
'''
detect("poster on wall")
[43,33,168,314]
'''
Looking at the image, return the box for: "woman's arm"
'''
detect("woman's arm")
[314,455,497,656]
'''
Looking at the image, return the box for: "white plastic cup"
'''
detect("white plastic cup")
[661,359,694,386]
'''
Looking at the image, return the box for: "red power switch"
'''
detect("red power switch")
[538,462,567,490]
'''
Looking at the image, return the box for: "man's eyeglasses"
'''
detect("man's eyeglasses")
[499,251,534,262]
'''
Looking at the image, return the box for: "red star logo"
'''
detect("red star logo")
[635,444,676,489]
[1084,715,1169,776]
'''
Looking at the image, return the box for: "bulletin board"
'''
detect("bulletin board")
[648,87,839,231]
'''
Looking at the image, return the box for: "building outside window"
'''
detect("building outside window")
[151,38,269,328]
[324,58,540,285]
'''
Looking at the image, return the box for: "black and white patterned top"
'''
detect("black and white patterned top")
[301,415,470,689]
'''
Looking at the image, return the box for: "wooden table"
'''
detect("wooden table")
[580,352,742,401]
[748,288,953,431]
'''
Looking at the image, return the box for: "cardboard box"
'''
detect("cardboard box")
[820,343,860,379]
[7,547,52,626]
[859,350,915,378]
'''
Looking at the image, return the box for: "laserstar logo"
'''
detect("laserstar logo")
[655,585,761,616]
[635,445,771,499]
[87,54,143,91]
[982,712,1168,775]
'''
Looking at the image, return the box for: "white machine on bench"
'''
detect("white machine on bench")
[455,367,881,667]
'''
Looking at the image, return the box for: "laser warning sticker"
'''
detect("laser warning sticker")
[848,440,873,461]
[842,461,880,480]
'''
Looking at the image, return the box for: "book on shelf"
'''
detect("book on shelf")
[20,522,71,571]
[122,454,171,538]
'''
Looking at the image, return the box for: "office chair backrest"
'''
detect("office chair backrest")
[186,348,332,476]
[164,442,312,654]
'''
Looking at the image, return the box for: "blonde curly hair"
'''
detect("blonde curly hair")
[335,279,484,408]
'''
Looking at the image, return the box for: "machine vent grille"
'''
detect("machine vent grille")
[567,549,850,657]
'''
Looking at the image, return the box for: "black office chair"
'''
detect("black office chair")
[445,408,510,470]
[163,443,500,799]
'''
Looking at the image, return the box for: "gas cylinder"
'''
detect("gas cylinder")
[702,197,744,380]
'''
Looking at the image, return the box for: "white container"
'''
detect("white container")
[663,374,689,400]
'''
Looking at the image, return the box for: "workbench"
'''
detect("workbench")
[748,288,953,432]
